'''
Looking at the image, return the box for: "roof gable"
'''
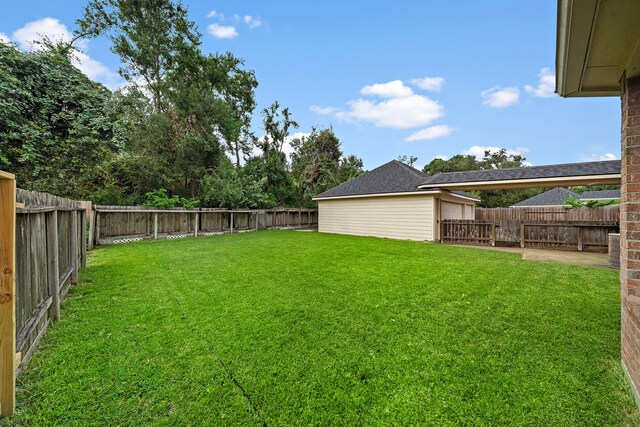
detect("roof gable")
[314,160,478,201]
[314,160,428,199]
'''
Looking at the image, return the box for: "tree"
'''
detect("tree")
[0,42,119,198]
[423,155,478,175]
[201,157,273,208]
[396,155,418,167]
[259,101,299,156]
[77,0,201,113]
[290,127,364,206]
[78,0,258,198]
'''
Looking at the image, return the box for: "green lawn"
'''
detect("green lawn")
[9,231,640,425]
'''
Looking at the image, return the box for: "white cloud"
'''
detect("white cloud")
[409,76,445,91]
[336,94,443,129]
[0,32,10,44]
[404,125,453,142]
[244,15,262,29]
[310,105,337,115]
[206,10,218,18]
[581,153,618,161]
[525,67,555,98]
[208,23,238,39]
[10,17,121,88]
[360,80,413,98]
[481,86,520,108]
[462,145,529,159]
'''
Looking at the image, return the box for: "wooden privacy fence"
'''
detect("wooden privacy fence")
[93,206,317,245]
[0,183,88,417]
[441,206,620,251]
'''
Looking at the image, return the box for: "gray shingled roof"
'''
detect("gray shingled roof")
[314,160,478,200]
[511,187,581,207]
[581,189,620,199]
[419,160,620,186]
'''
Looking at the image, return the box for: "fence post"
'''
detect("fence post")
[577,226,584,251]
[80,209,87,268]
[491,223,496,247]
[87,205,95,250]
[46,209,60,321]
[95,211,101,246]
[194,212,198,237]
[255,212,259,231]
[231,212,234,233]
[439,220,444,243]
[0,172,16,417]
[153,213,158,240]
[520,224,525,248]
[70,210,78,284]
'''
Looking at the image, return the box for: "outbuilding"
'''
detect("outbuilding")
[313,160,479,241]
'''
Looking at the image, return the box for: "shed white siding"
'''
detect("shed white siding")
[318,195,435,241]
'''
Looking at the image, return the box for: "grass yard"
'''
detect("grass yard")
[8,230,640,425]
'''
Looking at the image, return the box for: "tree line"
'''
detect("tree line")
[0,0,363,209]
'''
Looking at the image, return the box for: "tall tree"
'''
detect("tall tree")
[77,0,257,198]
[77,0,201,112]
[259,101,299,156]
[396,155,418,167]
[290,127,364,206]
[0,42,118,198]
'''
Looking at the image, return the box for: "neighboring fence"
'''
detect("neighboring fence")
[441,205,620,251]
[93,207,317,245]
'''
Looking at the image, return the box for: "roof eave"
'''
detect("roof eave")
[417,173,621,191]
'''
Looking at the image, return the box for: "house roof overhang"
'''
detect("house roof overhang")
[313,189,480,203]
[556,0,640,97]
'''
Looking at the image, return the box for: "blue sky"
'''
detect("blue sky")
[0,0,621,170]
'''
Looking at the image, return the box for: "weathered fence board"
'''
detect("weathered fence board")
[93,207,317,245]
[13,189,86,378]
[476,205,619,222]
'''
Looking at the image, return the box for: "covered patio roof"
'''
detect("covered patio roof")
[556,0,640,97]
[417,160,620,190]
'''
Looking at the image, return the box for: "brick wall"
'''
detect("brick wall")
[621,75,640,403]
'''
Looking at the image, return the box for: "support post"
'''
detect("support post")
[491,223,496,247]
[154,213,158,240]
[95,211,101,246]
[520,224,525,249]
[577,226,583,252]
[80,209,87,268]
[231,212,234,233]
[70,210,78,284]
[0,172,16,417]
[194,212,199,237]
[255,212,259,231]
[46,209,60,322]
[87,206,95,250]
[298,209,301,227]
